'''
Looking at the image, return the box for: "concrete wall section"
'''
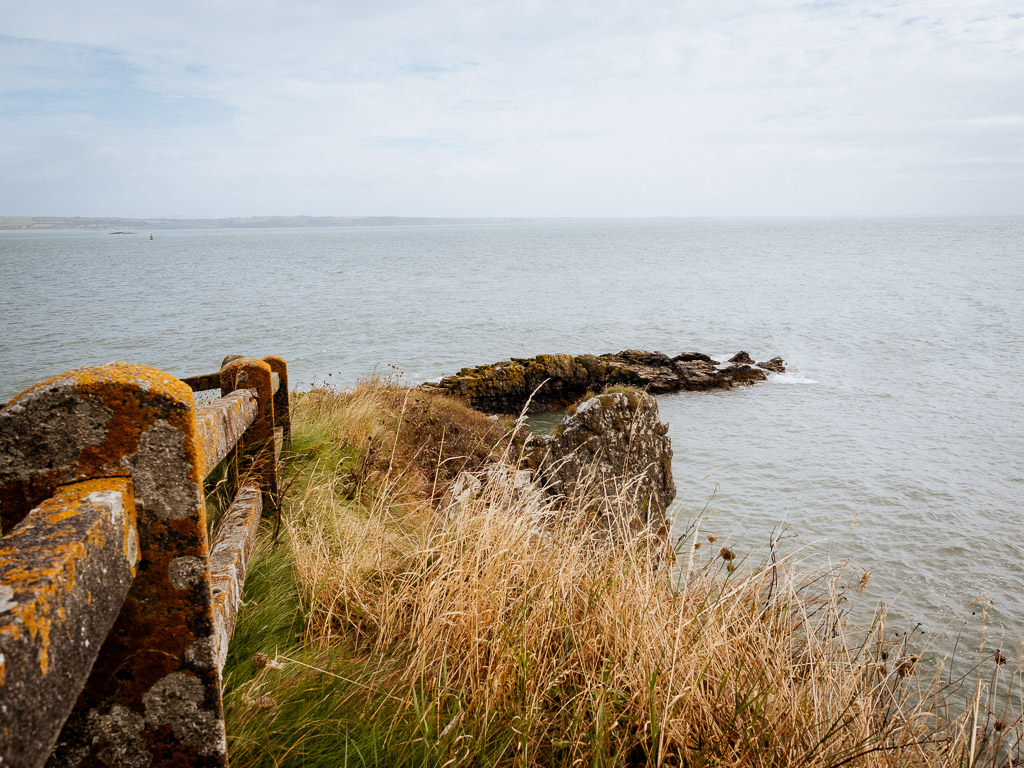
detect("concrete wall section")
[0,363,228,767]
[221,359,278,502]
[194,389,259,481]
[209,485,263,672]
[0,478,138,768]
[1,357,290,766]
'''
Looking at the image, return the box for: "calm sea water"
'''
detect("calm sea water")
[2,219,1022,661]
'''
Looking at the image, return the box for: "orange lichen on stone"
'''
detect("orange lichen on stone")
[0,359,292,765]
[0,363,197,530]
[0,477,137,675]
[0,478,139,767]
[39,365,193,483]
[209,484,262,670]
[220,358,278,500]
[1,362,229,766]
[194,389,259,480]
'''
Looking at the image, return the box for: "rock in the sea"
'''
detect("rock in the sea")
[526,389,675,532]
[728,351,754,365]
[674,352,719,364]
[756,356,786,374]
[422,349,783,414]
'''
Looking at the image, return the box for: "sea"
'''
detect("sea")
[1,218,1022,666]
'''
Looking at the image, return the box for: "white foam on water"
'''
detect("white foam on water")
[772,373,818,385]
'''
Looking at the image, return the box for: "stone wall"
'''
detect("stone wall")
[1,356,290,768]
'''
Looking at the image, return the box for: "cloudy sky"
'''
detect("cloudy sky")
[2,1,1022,217]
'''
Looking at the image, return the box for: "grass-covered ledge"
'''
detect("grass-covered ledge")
[220,380,1022,767]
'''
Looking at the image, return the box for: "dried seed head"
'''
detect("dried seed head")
[256,695,277,710]
[995,651,1008,666]
[253,652,270,668]
[707,535,718,543]
[995,720,1006,732]
[896,656,919,677]
[719,546,735,561]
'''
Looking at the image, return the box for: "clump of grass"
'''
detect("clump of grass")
[224,380,1024,767]
[566,391,596,416]
[292,379,511,505]
[564,384,644,417]
[601,383,644,400]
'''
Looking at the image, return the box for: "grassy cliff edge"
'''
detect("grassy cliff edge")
[219,380,1022,767]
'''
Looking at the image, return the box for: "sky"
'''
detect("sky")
[1,1,1023,218]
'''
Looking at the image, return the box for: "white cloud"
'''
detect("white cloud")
[0,0,1022,216]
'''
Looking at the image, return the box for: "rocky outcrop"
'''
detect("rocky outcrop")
[728,351,754,365]
[525,389,675,533]
[756,356,786,374]
[422,349,784,414]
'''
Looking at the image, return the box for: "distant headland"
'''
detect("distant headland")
[0,215,519,231]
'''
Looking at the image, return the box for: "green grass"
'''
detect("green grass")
[221,539,537,767]
[220,384,524,767]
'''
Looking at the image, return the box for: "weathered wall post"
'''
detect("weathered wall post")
[0,364,229,767]
[262,355,291,451]
[220,358,278,504]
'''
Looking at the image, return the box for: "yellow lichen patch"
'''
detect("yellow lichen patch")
[221,357,272,391]
[6,362,191,411]
[181,405,210,493]
[2,363,198,529]
[0,477,135,676]
[21,601,53,675]
[0,620,22,643]
[74,365,196,480]
[65,363,193,406]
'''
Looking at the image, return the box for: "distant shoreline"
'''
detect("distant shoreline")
[0,215,504,232]
[3,214,1018,232]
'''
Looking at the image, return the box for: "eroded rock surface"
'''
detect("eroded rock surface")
[756,356,786,374]
[527,390,675,533]
[423,349,784,414]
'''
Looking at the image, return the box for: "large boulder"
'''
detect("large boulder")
[422,349,785,414]
[526,389,676,533]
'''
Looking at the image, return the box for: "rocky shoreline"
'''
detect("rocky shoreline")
[422,349,786,414]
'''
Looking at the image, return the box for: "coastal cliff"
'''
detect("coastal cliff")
[216,372,1005,767]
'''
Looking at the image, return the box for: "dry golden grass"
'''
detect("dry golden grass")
[266,381,1023,767]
